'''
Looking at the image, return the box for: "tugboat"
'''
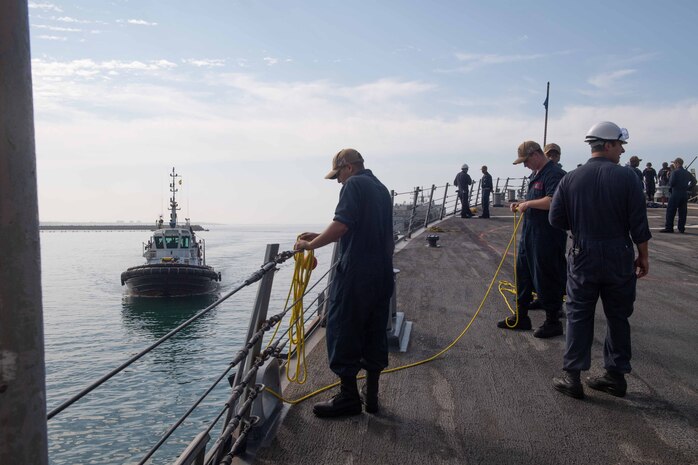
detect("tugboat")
[120,168,221,297]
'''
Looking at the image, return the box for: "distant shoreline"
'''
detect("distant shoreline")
[39,224,207,231]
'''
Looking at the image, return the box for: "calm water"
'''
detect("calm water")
[42,224,332,465]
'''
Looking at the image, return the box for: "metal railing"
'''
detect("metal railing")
[392,177,529,241]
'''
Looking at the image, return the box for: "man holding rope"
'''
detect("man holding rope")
[497,141,567,338]
[294,148,394,417]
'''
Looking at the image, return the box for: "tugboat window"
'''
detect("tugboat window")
[165,236,179,248]
[181,236,190,248]
[154,237,165,249]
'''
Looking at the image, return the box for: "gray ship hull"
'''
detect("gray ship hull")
[121,263,220,297]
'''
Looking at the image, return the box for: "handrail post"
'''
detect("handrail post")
[495,177,500,193]
[406,187,420,238]
[440,183,449,220]
[220,244,279,433]
[423,184,436,228]
[391,190,400,237]
[0,2,49,465]
[243,242,278,380]
[520,177,527,200]
[474,180,482,207]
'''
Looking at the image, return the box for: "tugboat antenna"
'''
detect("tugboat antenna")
[169,167,181,228]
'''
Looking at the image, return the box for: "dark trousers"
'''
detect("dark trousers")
[459,191,472,217]
[665,193,688,231]
[646,183,655,201]
[481,189,491,217]
[515,233,566,322]
[326,271,391,378]
[563,239,636,374]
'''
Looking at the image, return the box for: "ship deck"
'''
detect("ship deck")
[252,204,698,465]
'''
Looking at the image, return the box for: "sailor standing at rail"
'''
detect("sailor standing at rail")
[294,148,394,417]
[497,141,567,338]
[550,121,651,399]
[454,164,473,218]
[479,166,492,218]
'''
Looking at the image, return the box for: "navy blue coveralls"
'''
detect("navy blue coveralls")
[550,157,652,374]
[643,167,657,201]
[481,172,493,218]
[327,169,394,378]
[665,167,697,232]
[454,171,473,218]
[516,161,567,321]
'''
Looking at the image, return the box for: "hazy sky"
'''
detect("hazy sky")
[28,0,698,224]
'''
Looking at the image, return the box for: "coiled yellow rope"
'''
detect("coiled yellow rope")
[283,249,315,384]
[265,213,525,404]
[500,212,522,327]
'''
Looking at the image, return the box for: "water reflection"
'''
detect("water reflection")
[121,294,220,340]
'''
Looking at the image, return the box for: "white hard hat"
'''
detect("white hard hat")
[461,163,469,170]
[584,121,629,144]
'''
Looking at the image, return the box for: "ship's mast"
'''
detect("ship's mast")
[169,167,181,228]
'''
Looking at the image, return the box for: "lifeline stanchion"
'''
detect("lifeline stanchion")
[264,213,525,405]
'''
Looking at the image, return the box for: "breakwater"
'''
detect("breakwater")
[39,224,206,231]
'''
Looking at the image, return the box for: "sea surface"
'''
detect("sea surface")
[42,224,332,465]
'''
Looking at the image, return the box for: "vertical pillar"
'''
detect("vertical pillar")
[407,187,419,238]
[0,2,48,464]
[423,184,435,228]
[440,183,449,220]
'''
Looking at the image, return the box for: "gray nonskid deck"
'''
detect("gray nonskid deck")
[253,205,698,465]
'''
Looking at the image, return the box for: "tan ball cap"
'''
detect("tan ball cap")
[544,143,561,155]
[325,148,364,179]
[514,141,541,165]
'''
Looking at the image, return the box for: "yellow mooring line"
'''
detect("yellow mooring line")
[266,213,525,404]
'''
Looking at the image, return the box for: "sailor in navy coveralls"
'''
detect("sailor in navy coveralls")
[550,121,651,399]
[497,141,567,338]
[660,157,697,233]
[295,148,394,417]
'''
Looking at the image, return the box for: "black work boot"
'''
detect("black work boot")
[534,309,563,338]
[534,321,563,338]
[497,314,532,330]
[313,376,362,418]
[553,370,584,399]
[360,371,380,414]
[586,370,627,397]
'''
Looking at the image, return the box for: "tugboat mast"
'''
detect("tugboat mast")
[169,167,181,228]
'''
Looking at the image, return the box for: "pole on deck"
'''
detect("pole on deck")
[0,2,49,464]
[543,81,550,146]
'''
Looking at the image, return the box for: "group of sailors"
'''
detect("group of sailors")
[291,122,694,415]
[481,121,695,399]
[493,121,656,400]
